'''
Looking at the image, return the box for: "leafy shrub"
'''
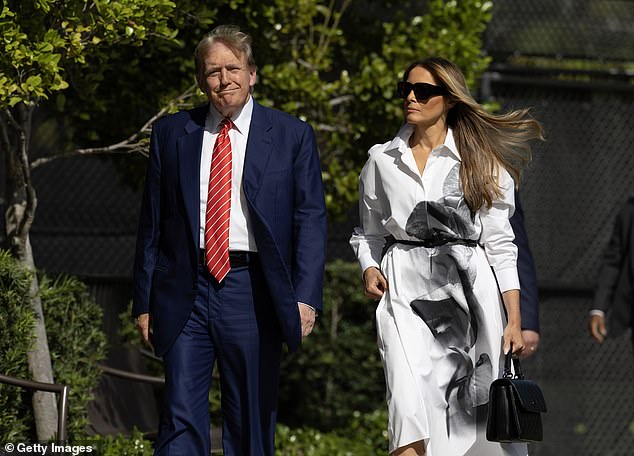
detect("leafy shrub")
[345,408,389,452]
[0,251,35,441]
[39,274,108,439]
[275,408,388,455]
[276,424,368,455]
[0,250,107,440]
[90,428,153,456]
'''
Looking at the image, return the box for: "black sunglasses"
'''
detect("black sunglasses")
[396,81,447,101]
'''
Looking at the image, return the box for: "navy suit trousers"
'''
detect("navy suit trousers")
[154,260,282,456]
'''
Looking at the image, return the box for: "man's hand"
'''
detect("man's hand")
[588,314,607,343]
[520,330,540,359]
[298,303,316,337]
[363,267,388,300]
[135,313,153,350]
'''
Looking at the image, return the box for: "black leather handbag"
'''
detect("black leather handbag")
[486,350,547,442]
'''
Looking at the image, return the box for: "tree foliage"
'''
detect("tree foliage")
[0,0,177,109]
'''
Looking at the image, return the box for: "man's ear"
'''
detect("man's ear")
[196,77,206,95]
[249,67,257,88]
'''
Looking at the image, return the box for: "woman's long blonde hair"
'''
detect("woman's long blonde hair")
[403,57,544,211]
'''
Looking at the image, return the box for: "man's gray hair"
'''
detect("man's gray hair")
[194,25,257,77]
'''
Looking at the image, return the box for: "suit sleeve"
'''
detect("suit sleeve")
[132,123,162,317]
[510,193,540,332]
[291,124,327,312]
[592,203,628,313]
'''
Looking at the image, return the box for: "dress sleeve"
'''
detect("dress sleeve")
[349,154,388,274]
[479,168,520,292]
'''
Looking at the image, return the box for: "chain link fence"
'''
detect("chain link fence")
[484,2,634,454]
[485,67,634,456]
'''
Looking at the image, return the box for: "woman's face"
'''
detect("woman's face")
[403,66,449,129]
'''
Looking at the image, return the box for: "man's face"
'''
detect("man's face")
[197,41,256,118]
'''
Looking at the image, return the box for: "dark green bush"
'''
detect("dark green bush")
[345,408,389,452]
[0,250,36,441]
[39,274,108,439]
[275,423,371,455]
[90,428,153,455]
[275,408,388,456]
[278,260,386,431]
[0,250,107,440]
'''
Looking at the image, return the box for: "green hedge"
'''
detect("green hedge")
[90,428,153,455]
[0,251,107,441]
[39,274,108,438]
[0,250,36,441]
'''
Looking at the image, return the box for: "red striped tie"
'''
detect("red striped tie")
[205,118,233,282]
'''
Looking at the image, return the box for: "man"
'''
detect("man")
[510,193,541,358]
[588,196,634,348]
[132,25,327,455]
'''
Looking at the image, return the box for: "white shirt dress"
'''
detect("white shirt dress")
[350,125,528,456]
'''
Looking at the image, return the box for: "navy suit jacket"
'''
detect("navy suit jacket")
[132,100,327,356]
[592,196,634,338]
[510,193,540,332]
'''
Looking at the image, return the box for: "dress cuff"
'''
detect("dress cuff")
[495,267,520,293]
[358,254,381,278]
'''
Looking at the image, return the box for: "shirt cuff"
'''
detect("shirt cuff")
[495,267,520,293]
[298,302,317,316]
[358,255,380,278]
[589,309,605,317]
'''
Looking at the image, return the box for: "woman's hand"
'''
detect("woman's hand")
[503,322,525,357]
[363,266,388,300]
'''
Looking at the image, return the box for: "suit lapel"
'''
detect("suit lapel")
[177,105,207,250]
[243,101,274,202]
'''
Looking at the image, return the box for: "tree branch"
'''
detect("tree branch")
[315,0,352,66]
[0,113,11,158]
[314,123,349,133]
[16,104,37,244]
[329,95,352,107]
[4,108,22,132]
[30,83,199,169]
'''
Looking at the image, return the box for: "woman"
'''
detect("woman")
[349,57,543,456]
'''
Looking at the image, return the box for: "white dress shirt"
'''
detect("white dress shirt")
[199,97,257,252]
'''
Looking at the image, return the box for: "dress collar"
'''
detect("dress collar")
[385,124,461,161]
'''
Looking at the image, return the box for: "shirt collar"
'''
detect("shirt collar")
[207,95,254,135]
[441,128,461,161]
[385,124,461,161]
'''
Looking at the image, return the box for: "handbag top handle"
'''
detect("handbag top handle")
[503,343,525,379]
